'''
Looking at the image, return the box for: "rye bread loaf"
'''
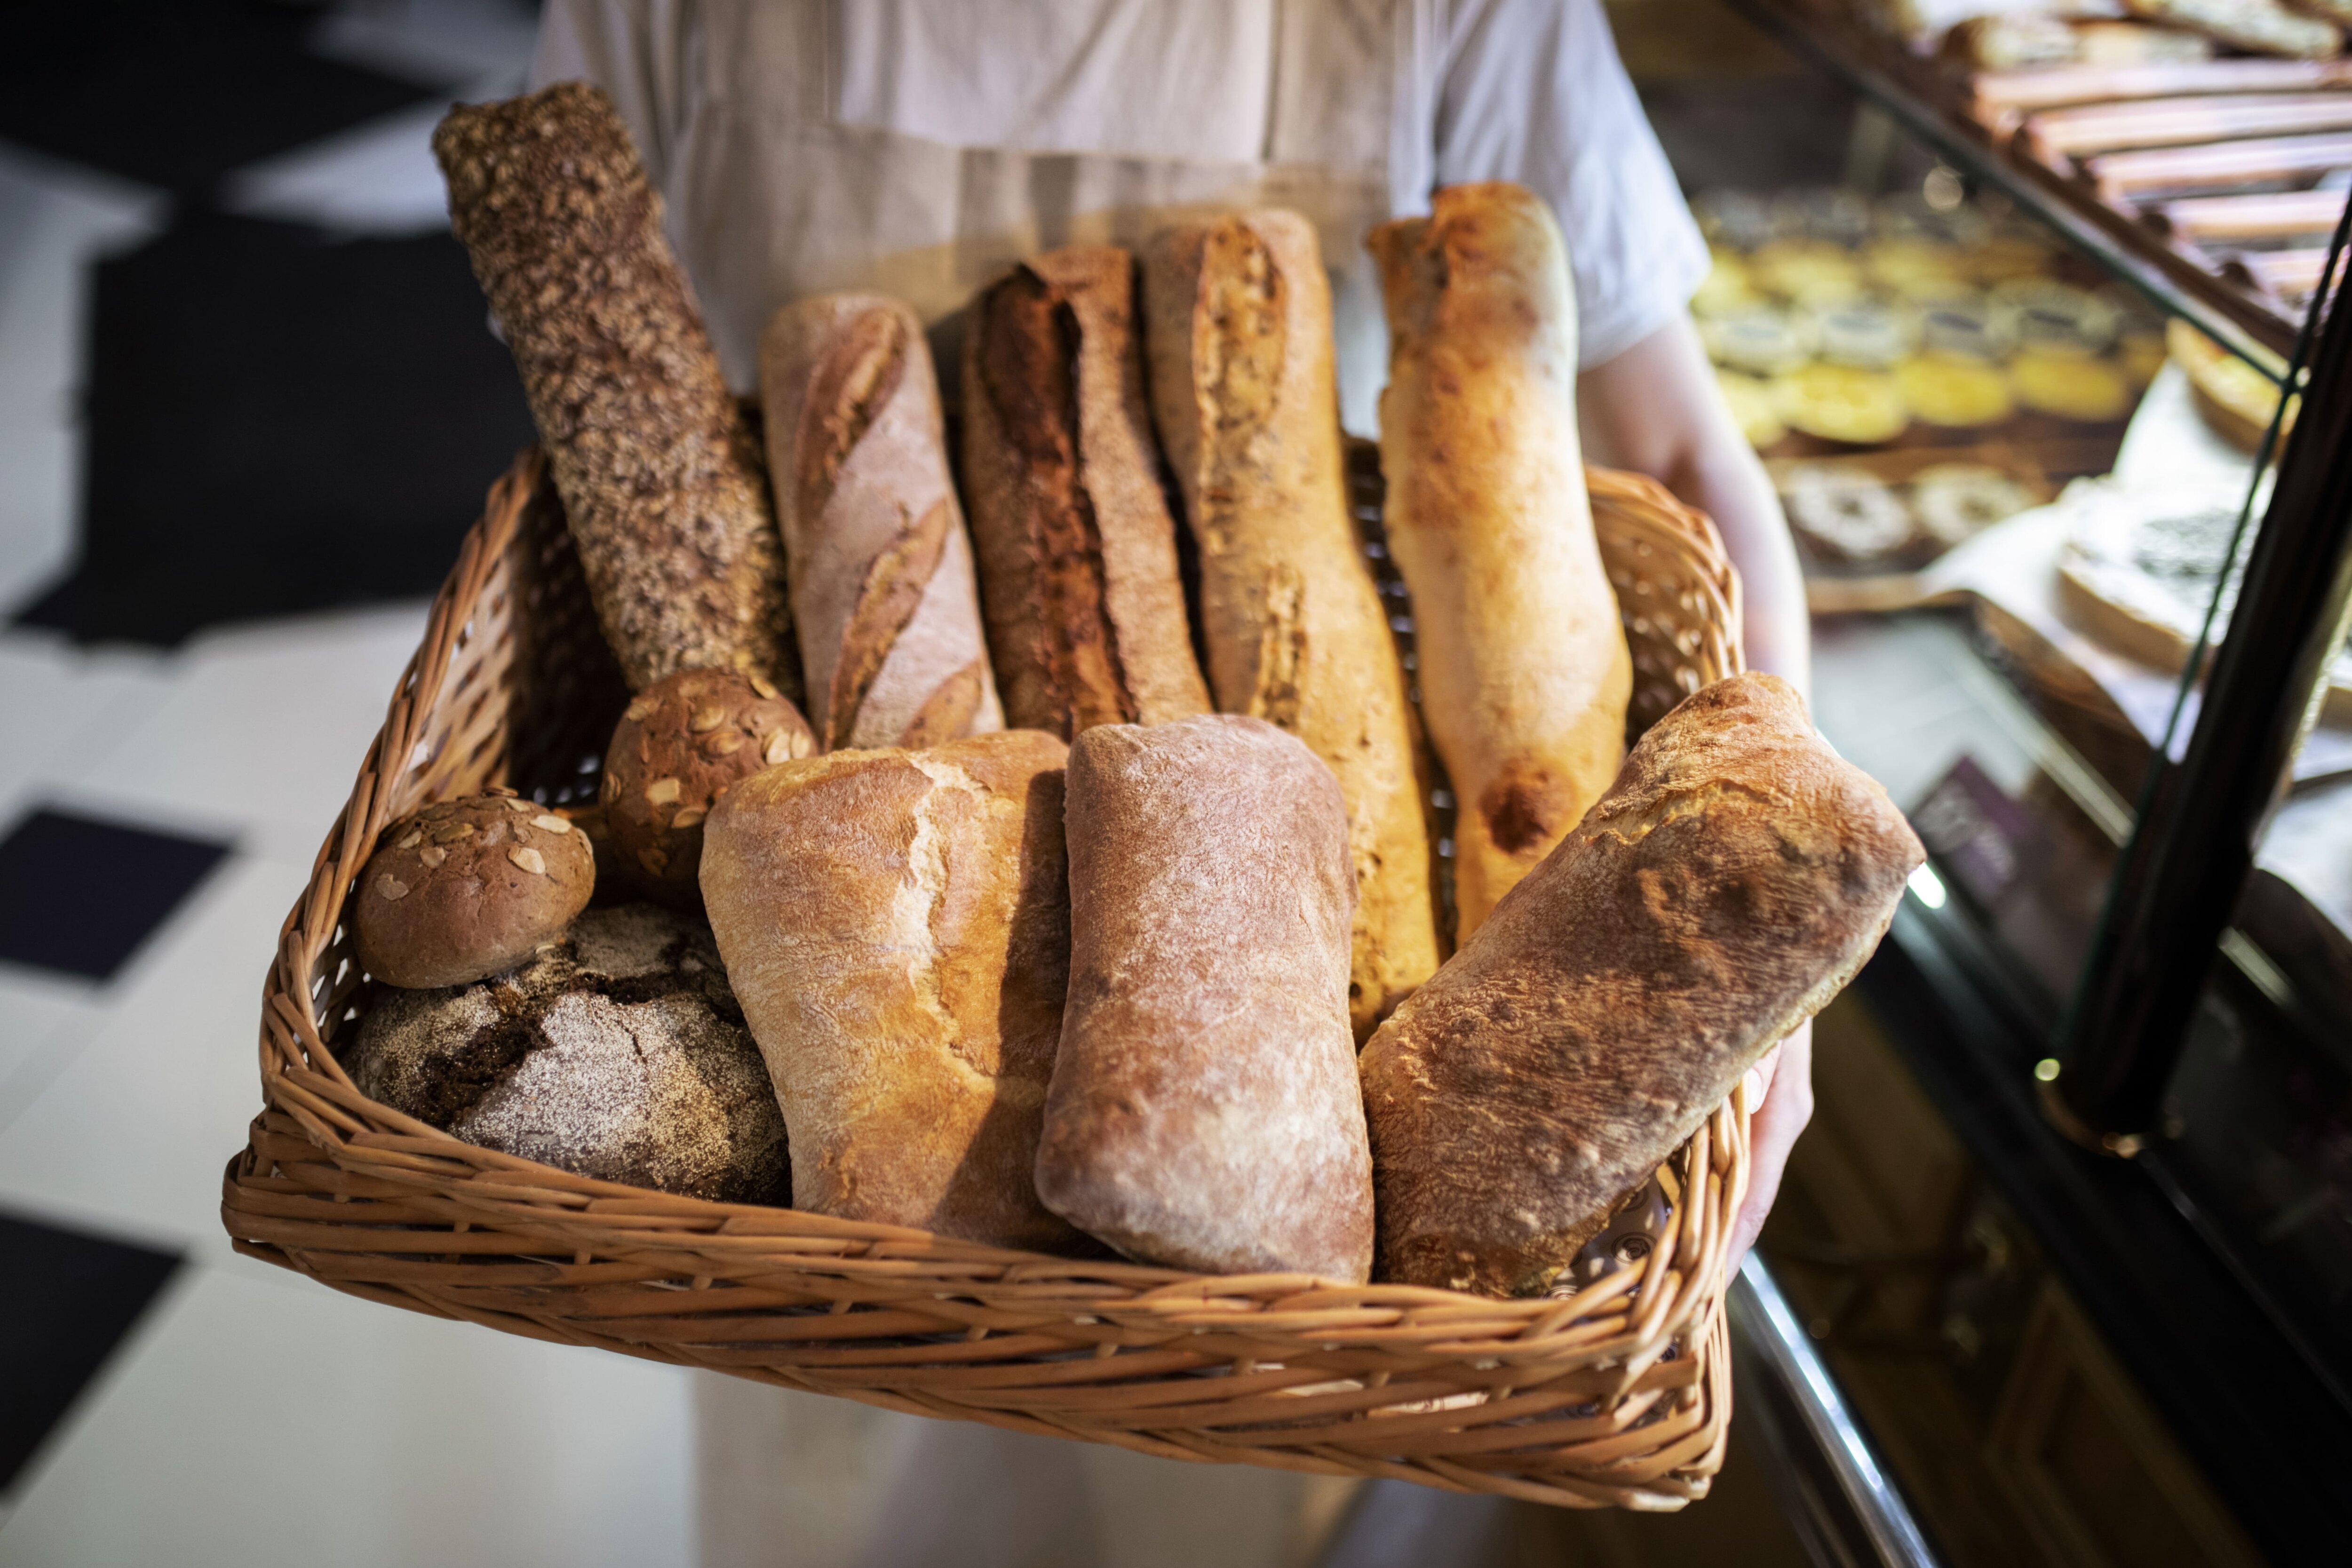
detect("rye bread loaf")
[433,83,793,695]
[1368,183,1634,939]
[962,246,1212,738]
[1035,714,1374,1282]
[1359,674,1923,1296]
[347,904,790,1204]
[699,729,1078,1251]
[760,293,1006,752]
[1140,212,1438,1040]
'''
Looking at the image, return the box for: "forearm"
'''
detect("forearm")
[1579,316,1811,696]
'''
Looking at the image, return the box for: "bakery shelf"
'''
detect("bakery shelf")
[1732,0,2347,374]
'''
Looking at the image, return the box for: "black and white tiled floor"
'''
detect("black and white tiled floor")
[0,4,703,1561]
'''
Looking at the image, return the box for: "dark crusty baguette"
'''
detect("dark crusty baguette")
[962,246,1212,738]
[761,293,1006,751]
[433,82,792,694]
[1359,674,1923,1296]
[699,729,1077,1251]
[1140,212,1438,1041]
[1036,714,1375,1282]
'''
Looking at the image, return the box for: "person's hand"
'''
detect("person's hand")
[1727,1020,1813,1274]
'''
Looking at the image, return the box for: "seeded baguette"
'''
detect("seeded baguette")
[433,82,793,694]
[1359,674,1924,1296]
[1141,212,1439,1039]
[761,293,1006,751]
[1369,183,1634,939]
[962,246,1212,737]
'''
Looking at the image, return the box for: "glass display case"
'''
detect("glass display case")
[1605,3,2352,1562]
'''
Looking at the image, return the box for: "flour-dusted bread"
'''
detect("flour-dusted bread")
[1036,715,1374,1282]
[433,83,793,694]
[962,246,1212,738]
[1359,674,1923,1296]
[698,729,1077,1251]
[760,294,1006,752]
[354,792,595,988]
[1369,183,1634,939]
[1141,212,1438,1040]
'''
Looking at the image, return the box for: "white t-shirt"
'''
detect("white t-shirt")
[531,0,1707,434]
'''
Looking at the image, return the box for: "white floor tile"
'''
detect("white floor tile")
[0,1262,693,1568]
[61,604,431,864]
[0,632,174,816]
[0,854,308,1257]
[0,969,105,1100]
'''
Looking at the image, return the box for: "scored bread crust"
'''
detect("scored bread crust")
[1037,714,1374,1282]
[432,83,792,695]
[1140,211,1439,1040]
[1359,674,1925,1297]
[760,293,1006,752]
[699,729,1080,1252]
[1369,183,1633,940]
[962,245,1212,738]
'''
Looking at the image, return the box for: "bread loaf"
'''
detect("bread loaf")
[433,83,793,694]
[1035,714,1374,1282]
[1140,213,1438,1039]
[1369,183,1635,939]
[1359,674,1924,1296]
[962,246,1212,737]
[699,729,1077,1250]
[760,294,1005,752]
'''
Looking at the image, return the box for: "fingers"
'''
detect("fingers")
[1727,1020,1814,1275]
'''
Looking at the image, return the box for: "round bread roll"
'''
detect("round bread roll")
[1909,462,2036,545]
[1716,368,1788,448]
[1991,280,2119,358]
[354,791,594,989]
[1896,352,2016,428]
[2011,352,2133,422]
[1703,305,1815,375]
[1774,362,1908,445]
[346,903,790,1204]
[1783,465,1916,563]
[1814,300,1918,368]
[601,668,816,908]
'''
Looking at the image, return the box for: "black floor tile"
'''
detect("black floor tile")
[0,1,431,202]
[16,212,537,644]
[0,809,232,981]
[0,1209,181,1494]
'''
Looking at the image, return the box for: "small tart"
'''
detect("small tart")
[1773,187,1874,247]
[1716,368,1788,448]
[1749,239,1864,306]
[1919,296,2016,361]
[1867,239,1972,302]
[1814,300,1919,368]
[1896,352,2016,428]
[1692,248,1757,317]
[2010,352,2134,422]
[1702,305,1816,375]
[1908,462,2037,545]
[1691,190,1775,252]
[1774,363,1910,445]
[2168,318,2296,453]
[1783,464,1917,563]
[1991,279,2120,358]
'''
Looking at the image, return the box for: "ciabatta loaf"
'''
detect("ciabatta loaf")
[1036,715,1374,1282]
[1369,183,1633,939]
[699,729,1077,1251]
[761,294,1005,751]
[1359,674,1923,1296]
[962,246,1211,737]
[1141,212,1438,1039]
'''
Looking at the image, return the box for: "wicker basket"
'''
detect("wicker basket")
[223,444,1749,1512]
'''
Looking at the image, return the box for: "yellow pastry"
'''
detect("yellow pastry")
[2010,352,2134,422]
[1991,279,2120,358]
[2167,318,2297,452]
[1775,363,1909,445]
[1897,352,2017,428]
[1750,239,1864,307]
[1867,238,1970,299]
[1920,296,2017,361]
[1716,368,1788,448]
[1814,300,1919,368]
[1692,247,1758,317]
[1971,225,2057,282]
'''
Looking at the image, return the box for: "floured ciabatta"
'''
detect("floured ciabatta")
[345,904,790,1204]
[1359,674,1923,1296]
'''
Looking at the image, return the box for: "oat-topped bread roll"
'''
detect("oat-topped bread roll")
[432,83,791,694]
[1360,674,1923,1296]
[1141,212,1438,1040]
[962,247,1212,738]
[1369,183,1634,940]
[760,294,1005,752]
[1036,715,1374,1282]
[699,729,1076,1251]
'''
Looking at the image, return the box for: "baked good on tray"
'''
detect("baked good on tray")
[1359,674,1925,1295]
[699,729,1081,1251]
[1369,183,1633,938]
[760,294,1007,752]
[355,792,595,988]
[599,669,815,908]
[1141,210,1438,1039]
[433,83,793,696]
[2122,0,2342,57]
[961,246,1212,738]
[1774,362,1909,444]
[1037,714,1374,1281]
[346,903,790,1205]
